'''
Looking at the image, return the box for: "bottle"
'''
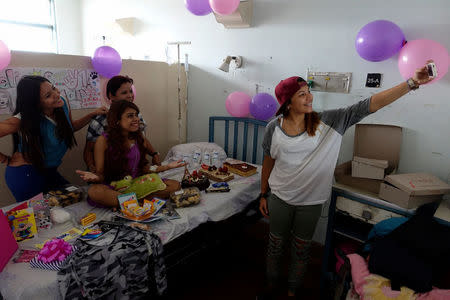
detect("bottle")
[182,154,191,169]
[192,150,201,169]
[211,151,219,167]
[203,152,211,166]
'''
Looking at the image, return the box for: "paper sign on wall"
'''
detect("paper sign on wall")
[0,67,102,115]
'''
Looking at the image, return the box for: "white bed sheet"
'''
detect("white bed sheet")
[0,166,261,300]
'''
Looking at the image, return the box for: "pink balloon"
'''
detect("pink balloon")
[398,39,449,84]
[0,40,11,71]
[226,92,251,117]
[131,84,136,101]
[209,0,240,15]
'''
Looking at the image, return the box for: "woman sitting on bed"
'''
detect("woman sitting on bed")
[76,100,185,207]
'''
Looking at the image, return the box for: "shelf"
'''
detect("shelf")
[333,211,373,243]
[333,229,365,243]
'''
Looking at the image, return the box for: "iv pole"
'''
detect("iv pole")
[167,41,191,144]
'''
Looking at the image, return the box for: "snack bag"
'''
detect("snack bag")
[46,185,83,207]
[170,187,201,208]
[28,193,52,230]
[8,208,38,242]
[13,249,39,263]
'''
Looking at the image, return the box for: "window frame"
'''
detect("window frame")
[0,0,58,53]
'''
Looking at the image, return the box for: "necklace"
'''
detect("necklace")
[282,117,305,135]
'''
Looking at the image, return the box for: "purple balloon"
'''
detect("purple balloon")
[185,0,212,16]
[91,46,122,78]
[250,93,278,120]
[355,20,405,62]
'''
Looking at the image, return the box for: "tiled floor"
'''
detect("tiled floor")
[167,220,324,300]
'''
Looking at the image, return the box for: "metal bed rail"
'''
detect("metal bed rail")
[208,116,268,164]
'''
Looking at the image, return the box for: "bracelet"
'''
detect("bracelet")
[406,78,419,91]
[259,192,269,199]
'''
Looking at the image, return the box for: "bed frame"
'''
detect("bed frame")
[209,116,268,164]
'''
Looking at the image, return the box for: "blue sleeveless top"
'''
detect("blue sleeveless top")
[18,97,73,168]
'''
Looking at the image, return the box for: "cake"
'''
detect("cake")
[198,164,234,182]
[223,162,257,177]
[181,167,210,191]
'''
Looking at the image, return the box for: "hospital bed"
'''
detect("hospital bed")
[0,116,268,299]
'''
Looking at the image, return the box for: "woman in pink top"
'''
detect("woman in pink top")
[76,100,185,207]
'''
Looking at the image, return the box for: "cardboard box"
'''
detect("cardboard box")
[379,182,442,209]
[352,156,388,180]
[379,173,450,209]
[385,173,450,196]
[335,161,384,194]
[335,124,402,194]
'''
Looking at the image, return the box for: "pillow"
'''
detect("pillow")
[110,174,167,199]
[163,142,227,165]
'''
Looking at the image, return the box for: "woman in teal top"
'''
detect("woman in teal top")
[0,76,106,202]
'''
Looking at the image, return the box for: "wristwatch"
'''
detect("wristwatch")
[406,78,419,90]
[149,151,159,157]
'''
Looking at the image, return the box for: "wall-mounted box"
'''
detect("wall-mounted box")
[307,71,351,93]
[214,0,253,29]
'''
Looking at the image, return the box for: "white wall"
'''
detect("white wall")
[78,0,450,185]
[54,0,83,54]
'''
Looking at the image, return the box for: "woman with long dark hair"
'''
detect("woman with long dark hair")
[83,75,161,173]
[76,100,184,207]
[0,76,106,202]
[258,62,434,298]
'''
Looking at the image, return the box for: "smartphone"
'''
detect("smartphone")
[427,62,437,78]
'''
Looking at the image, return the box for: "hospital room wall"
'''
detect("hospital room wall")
[79,0,450,183]
[0,51,186,206]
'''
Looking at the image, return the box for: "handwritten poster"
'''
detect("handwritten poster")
[0,67,102,115]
